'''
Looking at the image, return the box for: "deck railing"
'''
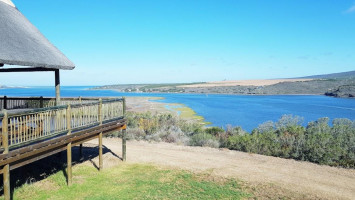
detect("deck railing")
[0,98,125,149]
[0,96,99,110]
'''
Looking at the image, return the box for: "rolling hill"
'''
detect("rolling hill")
[92,70,355,97]
[300,70,355,79]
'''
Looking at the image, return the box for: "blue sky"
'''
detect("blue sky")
[2,0,355,86]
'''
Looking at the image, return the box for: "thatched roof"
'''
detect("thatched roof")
[1,0,14,7]
[0,0,75,70]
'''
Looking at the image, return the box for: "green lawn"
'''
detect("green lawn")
[6,164,249,200]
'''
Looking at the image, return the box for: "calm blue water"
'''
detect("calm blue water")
[1,86,354,131]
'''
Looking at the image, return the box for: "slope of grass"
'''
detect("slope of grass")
[7,164,249,200]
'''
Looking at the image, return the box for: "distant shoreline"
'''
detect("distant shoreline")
[0,86,28,89]
[90,84,354,98]
[98,88,325,97]
[90,74,355,98]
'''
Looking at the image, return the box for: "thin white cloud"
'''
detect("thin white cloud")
[344,4,355,13]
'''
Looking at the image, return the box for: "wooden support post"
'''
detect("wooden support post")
[98,99,103,170]
[55,69,60,106]
[2,110,10,200]
[67,143,72,186]
[99,132,103,170]
[79,96,82,104]
[122,128,126,161]
[3,96,7,110]
[66,105,72,186]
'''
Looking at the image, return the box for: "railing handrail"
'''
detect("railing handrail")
[0,96,119,101]
[0,97,124,118]
[0,96,116,101]
[0,97,125,149]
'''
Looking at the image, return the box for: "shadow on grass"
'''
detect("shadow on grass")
[0,144,122,199]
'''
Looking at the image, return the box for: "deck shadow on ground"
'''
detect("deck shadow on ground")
[0,144,122,198]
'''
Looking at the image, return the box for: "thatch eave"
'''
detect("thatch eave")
[0,59,75,70]
[0,0,75,70]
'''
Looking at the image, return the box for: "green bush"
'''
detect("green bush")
[190,133,220,148]
[124,111,355,168]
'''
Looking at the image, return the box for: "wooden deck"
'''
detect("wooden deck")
[0,97,127,199]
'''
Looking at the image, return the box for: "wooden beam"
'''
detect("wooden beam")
[55,69,60,106]
[0,67,56,72]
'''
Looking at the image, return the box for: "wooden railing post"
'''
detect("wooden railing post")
[123,97,126,117]
[3,96,7,110]
[66,105,72,186]
[98,99,103,170]
[2,110,10,200]
[78,97,83,157]
[40,96,44,108]
[99,98,102,125]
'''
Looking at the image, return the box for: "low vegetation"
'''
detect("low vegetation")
[227,116,355,168]
[119,112,355,168]
[325,85,355,98]
[6,164,249,200]
[92,77,355,97]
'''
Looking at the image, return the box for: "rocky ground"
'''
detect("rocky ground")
[325,85,355,98]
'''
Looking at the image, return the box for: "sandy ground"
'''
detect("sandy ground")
[85,138,355,200]
[179,79,313,88]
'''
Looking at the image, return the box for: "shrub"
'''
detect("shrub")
[127,128,146,140]
[125,111,355,168]
[205,127,225,136]
[190,133,220,148]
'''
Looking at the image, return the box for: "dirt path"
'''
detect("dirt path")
[86,138,355,200]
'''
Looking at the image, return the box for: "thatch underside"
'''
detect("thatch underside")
[0,1,75,70]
